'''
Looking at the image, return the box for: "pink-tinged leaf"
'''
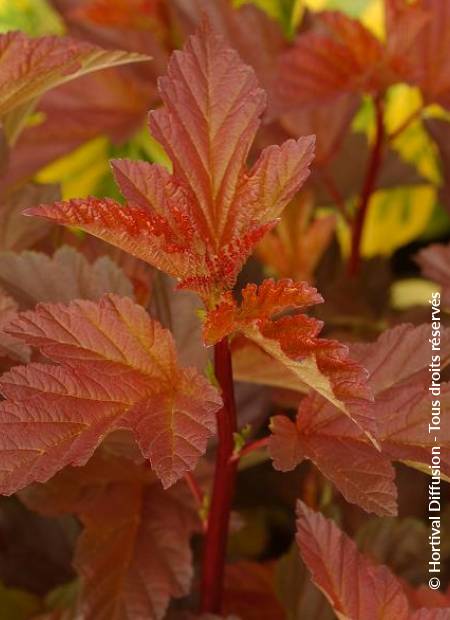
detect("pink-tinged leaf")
[0,293,30,363]
[0,31,150,118]
[0,294,221,493]
[416,243,450,307]
[0,246,133,307]
[23,452,200,620]
[270,409,396,517]
[204,278,374,437]
[296,501,415,620]
[269,324,450,515]
[28,23,315,302]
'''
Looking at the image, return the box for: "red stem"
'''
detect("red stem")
[200,337,238,614]
[229,436,270,463]
[348,98,385,277]
[184,472,204,508]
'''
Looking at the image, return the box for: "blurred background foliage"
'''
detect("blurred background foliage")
[2,0,450,280]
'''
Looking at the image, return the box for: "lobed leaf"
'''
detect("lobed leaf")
[270,324,450,515]
[277,4,428,106]
[0,245,133,307]
[28,22,315,302]
[23,453,200,620]
[204,278,374,436]
[0,294,221,493]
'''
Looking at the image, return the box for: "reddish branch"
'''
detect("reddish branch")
[230,436,270,463]
[348,98,385,276]
[200,337,238,613]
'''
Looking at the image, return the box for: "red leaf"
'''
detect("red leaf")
[0,293,30,363]
[400,0,450,108]
[172,0,286,92]
[270,324,450,515]
[277,6,427,105]
[223,561,285,620]
[270,407,397,516]
[0,294,221,493]
[255,192,336,282]
[28,22,315,302]
[23,452,200,620]
[296,501,414,619]
[204,278,373,436]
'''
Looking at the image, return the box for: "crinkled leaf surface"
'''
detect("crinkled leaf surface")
[28,22,315,303]
[0,245,133,307]
[204,278,374,436]
[270,324,450,515]
[0,294,221,493]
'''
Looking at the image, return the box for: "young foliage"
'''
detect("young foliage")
[204,278,374,436]
[0,294,221,493]
[28,21,315,303]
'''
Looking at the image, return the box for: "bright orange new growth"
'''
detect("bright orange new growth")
[28,21,315,303]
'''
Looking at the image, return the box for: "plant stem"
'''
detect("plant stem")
[229,436,270,463]
[318,169,351,223]
[387,105,423,143]
[200,337,237,614]
[184,472,204,507]
[348,97,385,277]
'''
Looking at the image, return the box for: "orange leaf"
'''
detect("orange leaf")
[23,452,200,620]
[296,501,424,620]
[28,22,315,303]
[204,278,373,436]
[0,294,221,493]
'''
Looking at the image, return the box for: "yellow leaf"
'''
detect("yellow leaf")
[390,278,439,310]
[385,84,441,184]
[337,185,436,257]
[35,137,110,200]
[363,185,436,256]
